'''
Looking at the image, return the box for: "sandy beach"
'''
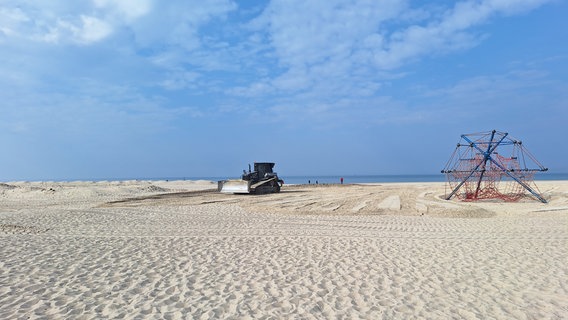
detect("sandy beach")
[1,180,567,319]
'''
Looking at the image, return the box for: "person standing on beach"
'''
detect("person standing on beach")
[340,177,343,184]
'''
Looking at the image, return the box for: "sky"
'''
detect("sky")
[1,0,567,181]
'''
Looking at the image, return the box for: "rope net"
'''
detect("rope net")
[442,130,546,202]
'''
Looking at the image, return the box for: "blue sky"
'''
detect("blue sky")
[1,0,567,181]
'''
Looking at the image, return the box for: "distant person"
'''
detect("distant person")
[316,180,318,185]
[308,180,311,184]
[340,177,343,184]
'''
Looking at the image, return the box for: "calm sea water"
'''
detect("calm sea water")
[14,173,568,184]
[279,175,444,185]
[170,172,568,185]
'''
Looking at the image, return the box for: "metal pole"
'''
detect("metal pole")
[445,131,508,201]
[444,160,484,200]
[487,157,547,203]
[444,130,547,203]
[474,130,496,198]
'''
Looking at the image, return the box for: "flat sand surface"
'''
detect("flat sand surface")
[1,180,567,319]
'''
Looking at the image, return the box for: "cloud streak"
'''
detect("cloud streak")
[229,0,556,119]
[0,0,558,127]
[0,0,565,179]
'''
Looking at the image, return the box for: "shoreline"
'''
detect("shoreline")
[3,171,567,184]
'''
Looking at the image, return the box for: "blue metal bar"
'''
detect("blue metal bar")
[462,130,507,156]
[474,130,497,198]
[445,131,508,201]
[486,156,547,203]
[444,154,487,200]
[466,131,546,202]
[445,130,547,203]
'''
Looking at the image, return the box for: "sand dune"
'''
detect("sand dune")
[0,180,567,319]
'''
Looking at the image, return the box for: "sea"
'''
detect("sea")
[38,172,568,184]
[165,172,568,185]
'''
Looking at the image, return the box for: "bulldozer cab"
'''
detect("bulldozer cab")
[243,162,276,181]
[219,162,282,194]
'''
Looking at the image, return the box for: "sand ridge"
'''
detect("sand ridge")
[102,182,561,218]
[0,180,567,319]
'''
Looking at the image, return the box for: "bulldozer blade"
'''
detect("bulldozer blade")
[218,179,250,194]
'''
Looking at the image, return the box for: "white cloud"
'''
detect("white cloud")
[250,0,552,75]
[35,15,112,44]
[414,66,568,126]
[0,7,29,38]
[225,0,556,118]
[255,0,405,69]
[372,0,552,69]
[227,81,274,97]
[0,0,237,47]
[0,0,559,124]
[486,0,552,15]
[228,0,556,126]
[79,15,112,43]
[93,0,152,21]
[0,3,114,44]
[160,70,201,90]
[126,1,237,49]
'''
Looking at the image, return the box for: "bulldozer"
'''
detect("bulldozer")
[218,162,284,194]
